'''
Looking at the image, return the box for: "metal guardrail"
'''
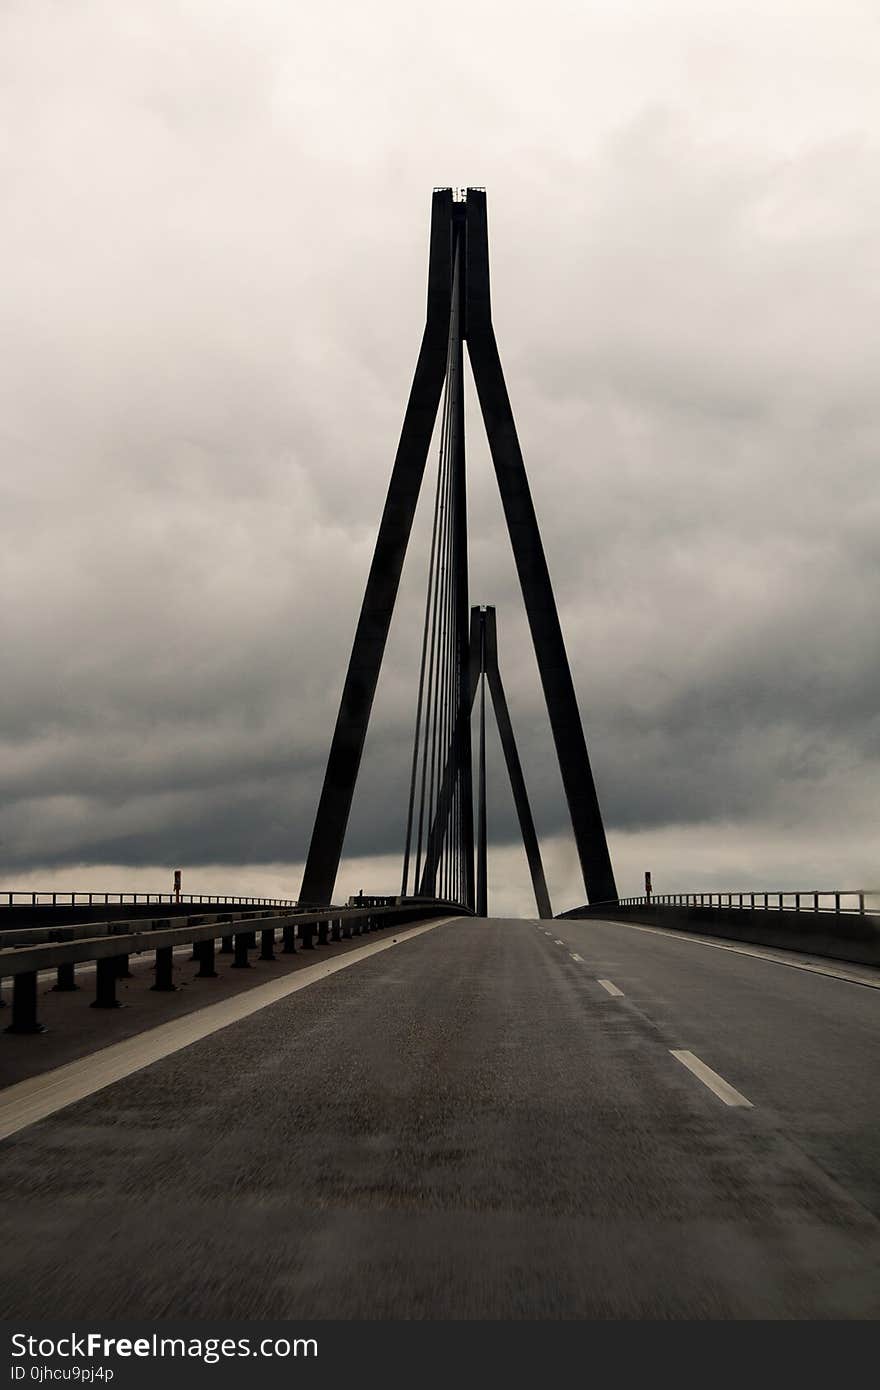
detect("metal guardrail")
[1,891,296,908]
[614,890,875,915]
[0,900,467,1036]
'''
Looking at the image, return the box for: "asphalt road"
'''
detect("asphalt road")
[1,915,878,1319]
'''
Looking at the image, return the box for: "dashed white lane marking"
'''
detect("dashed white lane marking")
[597,978,624,997]
[670,1049,753,1108]
[570,953,585,963]
[554,939,565,946]
[0,917,458,1144]
[544,930,553,936]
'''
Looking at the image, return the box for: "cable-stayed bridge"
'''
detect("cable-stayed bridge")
[1,190,878,1321]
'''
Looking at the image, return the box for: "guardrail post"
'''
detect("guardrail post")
[52,962,78,992]
[196,938,218,978]
[342,918,353,939]
[232,933,252,968]
[835,892,841,914]
[92,957,121,1008]
[300,923,316,950]
[331,919,342,942]
[260,928,277,962]
[4,972,45,1034]
[317,920,329,946]
[116,953,132,979]
[151,947,177,992]
[282,925,297,954]
[859,892,865,915]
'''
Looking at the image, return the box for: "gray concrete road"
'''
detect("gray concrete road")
[0,916,878,1319]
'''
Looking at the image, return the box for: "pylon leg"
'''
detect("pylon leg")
[483,608,553,919]
[299,191,456,909]
[465,190,616,906]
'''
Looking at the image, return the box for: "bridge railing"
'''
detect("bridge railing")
[0,899,468,1037]
[1,891,296,908]
[615,890,876,916]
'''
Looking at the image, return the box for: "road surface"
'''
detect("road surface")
[1,916,878,1318]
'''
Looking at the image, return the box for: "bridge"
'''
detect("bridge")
[1,189,878,1322]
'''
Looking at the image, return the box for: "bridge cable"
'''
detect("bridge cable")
[402,238,467,903]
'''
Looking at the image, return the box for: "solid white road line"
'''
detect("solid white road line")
[597,978,624,997]
[570,953,585,963]
[0,917,458,1144]
[585,917,880,990]
[670,1049,753,1108]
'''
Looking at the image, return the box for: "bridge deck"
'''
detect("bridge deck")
[1,916,878,1318]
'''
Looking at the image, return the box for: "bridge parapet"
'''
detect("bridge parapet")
[615,889,876,916]
[560,892,880,969]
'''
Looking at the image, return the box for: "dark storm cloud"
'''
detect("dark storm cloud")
[1,1,878,903]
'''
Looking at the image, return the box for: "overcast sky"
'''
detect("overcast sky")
[2,1,878,913]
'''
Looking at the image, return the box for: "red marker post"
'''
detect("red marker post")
[645,870,652,900]
[173,869,181,903]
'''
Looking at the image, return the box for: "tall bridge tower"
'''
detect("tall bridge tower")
[299,189,616,913]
